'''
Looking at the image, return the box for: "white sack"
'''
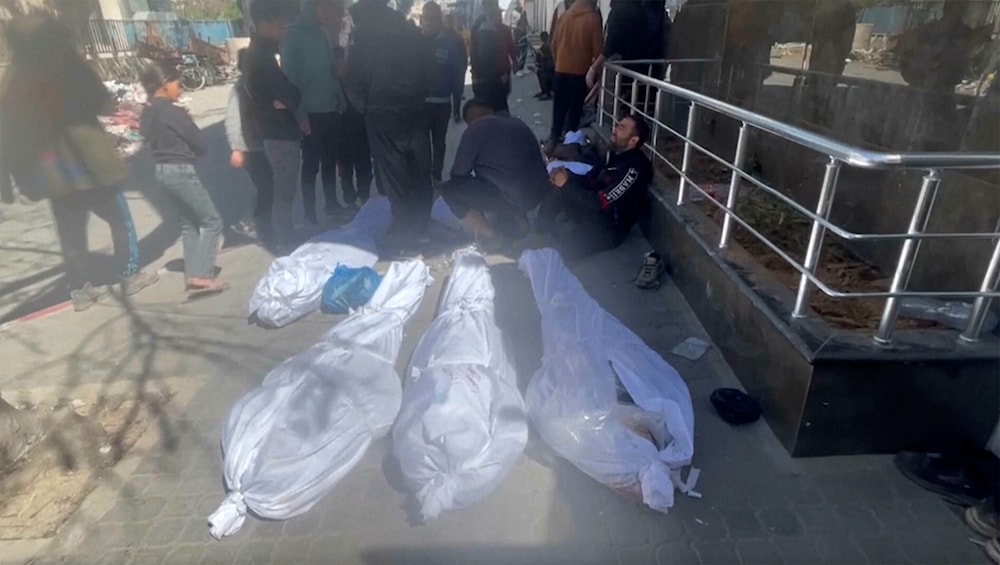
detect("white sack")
[248,196,392,328]
[393,250,528,521]
[519,248,695,513]
[210,260,432,539]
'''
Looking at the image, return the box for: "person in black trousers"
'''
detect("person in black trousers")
[443,13,468,122]
[333,47,373,204]
[225,48,274,239]
[421,1,467,183]
[345,0,434,238]
[470,0,516,114]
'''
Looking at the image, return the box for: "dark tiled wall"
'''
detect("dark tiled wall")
[665,0,999,291]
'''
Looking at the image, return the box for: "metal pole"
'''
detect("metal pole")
[677,102,698,206]
[629,76,639,115]
[793,158,842,318]
[959,234,1000,343]
[644,64,654,115]
[874,170,941,344]
[613,72,622,122]
[719,122,750,249]
[598,65,608,127]
[652,89,663,149]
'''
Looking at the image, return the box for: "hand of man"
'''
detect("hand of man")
[550,167,569,188]
[230,150,245,169]
[300,118,312,136]
[586,67,598,89]
[273,100,287,110]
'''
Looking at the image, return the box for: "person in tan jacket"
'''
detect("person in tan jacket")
[549,0,603,148]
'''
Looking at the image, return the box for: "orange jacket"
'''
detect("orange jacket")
[551,0,603,76]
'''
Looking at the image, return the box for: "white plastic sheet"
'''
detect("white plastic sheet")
[248,196,392,328]
[393,250,528,521]
[209,260,432,540]
[519,249,695,513]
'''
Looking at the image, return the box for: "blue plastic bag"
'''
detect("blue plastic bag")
[321,265,382,314]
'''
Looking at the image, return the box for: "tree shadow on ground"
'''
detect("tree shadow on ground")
[0,122,261,325]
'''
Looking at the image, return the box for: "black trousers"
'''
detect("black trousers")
[551,73,588,141]
[243,150,274,225]
[337,107,373,203]
[538,68,553,96]
[452,90,463,118]
[428,102,452,182]
[50,186,139,289]
[369,125,433,234]
[440,175,520,234]
[473,77,510,114]
[537,189,620,259]
[300,111,341,215]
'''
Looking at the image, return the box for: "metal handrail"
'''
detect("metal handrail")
[599,59,1000,344]
[609,62,1000,170]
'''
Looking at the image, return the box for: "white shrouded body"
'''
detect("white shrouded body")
[210,260,431,539]
[393,250,528,521]
[248,196,392,328]
[519,248,695,512]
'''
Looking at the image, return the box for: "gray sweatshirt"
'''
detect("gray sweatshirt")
[225,80,264,153]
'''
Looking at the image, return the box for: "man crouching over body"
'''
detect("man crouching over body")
[538,114,653,259]
[440,98,550,240]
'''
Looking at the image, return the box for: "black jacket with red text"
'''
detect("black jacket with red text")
[561,146,653,238]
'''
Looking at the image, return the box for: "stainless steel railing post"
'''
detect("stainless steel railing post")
[960,233,1000,343]
[874,170,941,344]
[793,158,842,318]
[629,75,639,115]
[719,122,750,249]
[598,65,607,127]
[652,89,663,150]
[677,102,699,206]
[645,64,654,115]
[613,72,622,122]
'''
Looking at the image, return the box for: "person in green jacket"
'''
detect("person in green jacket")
[280,0,350,224]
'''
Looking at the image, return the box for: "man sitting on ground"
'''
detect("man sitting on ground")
[441,98,550,240]
[539,114,653,258]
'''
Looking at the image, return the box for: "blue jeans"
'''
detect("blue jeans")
[50,186,139,290]
[155,164,222,279]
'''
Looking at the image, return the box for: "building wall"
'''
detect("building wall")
[665,0,999,291]
[98,0,132,20]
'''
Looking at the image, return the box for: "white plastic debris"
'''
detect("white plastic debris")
[546,160,593,176]
[393,250,528,521]
[519,248,696,513]
[209,260,432,539]
[671,337,711,361]
[248,196,391,328]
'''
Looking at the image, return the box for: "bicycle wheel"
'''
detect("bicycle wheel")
[181,69,206,91]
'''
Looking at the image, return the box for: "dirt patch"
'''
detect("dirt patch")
[0,391,170,540]
[655,144,936,331]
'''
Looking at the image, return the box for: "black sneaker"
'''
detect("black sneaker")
[895,451,999,507]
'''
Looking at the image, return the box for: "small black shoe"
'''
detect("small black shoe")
[894,451,998,507]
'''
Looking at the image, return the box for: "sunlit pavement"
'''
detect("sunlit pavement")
[0,75,988,565]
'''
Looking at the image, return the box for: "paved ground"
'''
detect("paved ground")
[0,75,991,565]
